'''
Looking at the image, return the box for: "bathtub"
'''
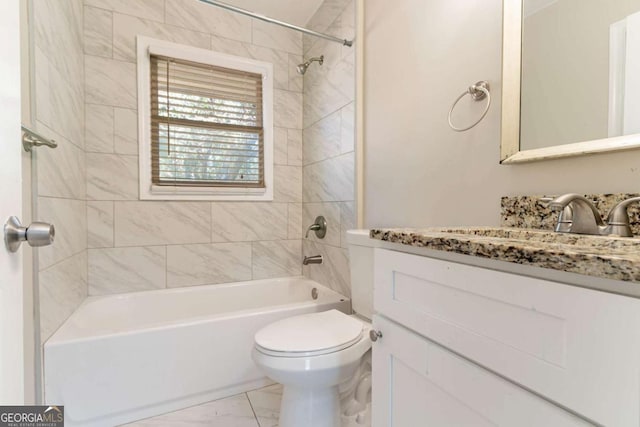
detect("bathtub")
[44,277,350,427]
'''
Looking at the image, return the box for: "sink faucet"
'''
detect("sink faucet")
[548,194,640,237]
[604,196,640,237]
[548,194,604,235]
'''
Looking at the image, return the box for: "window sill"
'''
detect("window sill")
[140,185,273,201]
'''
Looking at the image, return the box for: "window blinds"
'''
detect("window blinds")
[150,55,264,187]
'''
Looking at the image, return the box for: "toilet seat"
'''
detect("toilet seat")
[254,310,365,358]
[255,333,363,357]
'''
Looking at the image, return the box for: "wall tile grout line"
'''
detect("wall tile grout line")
[37,194,88,203]
[302,150,355,168]
[111,200,116,249]
[163,0,167,25]
[38,248,87,274]
[164,245,168,289]
[302,99,355,131]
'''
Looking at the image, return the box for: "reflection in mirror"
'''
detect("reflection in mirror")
[501,0,640,164]
[521,0,640,150]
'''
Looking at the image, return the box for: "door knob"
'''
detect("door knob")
[369,330,382,342]
[4,216,55,253]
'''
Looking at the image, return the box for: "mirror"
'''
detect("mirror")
[501,0,640,164]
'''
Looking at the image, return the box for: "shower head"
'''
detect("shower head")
[296,63,309,75]
[296,55,324,75]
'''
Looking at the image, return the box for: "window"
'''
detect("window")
[137,37,273,200]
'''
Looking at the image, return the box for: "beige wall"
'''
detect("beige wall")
[521,0,640,149]
[363,0,640,229]
[301,0,356,298]
[33,0,87,344]
[83,0,306,296]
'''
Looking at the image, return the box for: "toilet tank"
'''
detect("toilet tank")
[346,230,375,320]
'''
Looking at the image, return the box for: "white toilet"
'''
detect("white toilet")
[252,230,374,427]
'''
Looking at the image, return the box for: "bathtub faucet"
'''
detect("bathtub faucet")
[303,255,323,265]
[305,216,327,239]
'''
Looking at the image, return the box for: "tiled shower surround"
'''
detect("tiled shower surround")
[33,0,356,345]
[83,0,306,295]
[302,0,356,298]
[33,0,87,343]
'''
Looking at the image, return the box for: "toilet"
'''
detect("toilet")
[252,230,374,427]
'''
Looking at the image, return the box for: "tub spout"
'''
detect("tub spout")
[303,255,323,265]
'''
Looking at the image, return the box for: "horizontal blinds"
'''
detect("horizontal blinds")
[150,55,264,187]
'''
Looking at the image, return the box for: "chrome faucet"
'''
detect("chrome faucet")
[604,196,640,237]
[303,255,323,265]
[548,194,604,235]
[548,194,640,237]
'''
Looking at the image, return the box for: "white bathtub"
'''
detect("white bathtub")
[44,277,350,427]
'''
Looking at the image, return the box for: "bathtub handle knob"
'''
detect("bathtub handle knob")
[369,330,382,342]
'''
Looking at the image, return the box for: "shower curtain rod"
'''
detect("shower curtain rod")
[198,0,354,47]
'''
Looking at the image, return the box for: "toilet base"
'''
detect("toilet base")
[279,385,340,427]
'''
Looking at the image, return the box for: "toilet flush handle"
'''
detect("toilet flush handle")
[369,330,382,342]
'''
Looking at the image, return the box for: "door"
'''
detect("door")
[0,0,25,403]
[371,315,592,427]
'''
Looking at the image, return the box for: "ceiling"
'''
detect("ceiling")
[220,0,325,26]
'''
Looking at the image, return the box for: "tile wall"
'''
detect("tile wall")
[33,0,88,343]
[301,0,356,298]
[83,0,305,295]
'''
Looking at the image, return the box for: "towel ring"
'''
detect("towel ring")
[448,81,491,132]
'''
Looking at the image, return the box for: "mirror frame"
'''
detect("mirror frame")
[500,0,640,164]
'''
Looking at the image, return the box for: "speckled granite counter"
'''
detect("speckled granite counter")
[370,227,640,283]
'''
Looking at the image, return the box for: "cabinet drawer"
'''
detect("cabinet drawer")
[374,248,640,426]
[372,315,593,427]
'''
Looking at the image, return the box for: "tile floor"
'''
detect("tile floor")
[123,384,283,427]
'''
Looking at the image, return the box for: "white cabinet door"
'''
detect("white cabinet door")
[374,248,640,426]
[372,315,593,427]
[0,0,25,403]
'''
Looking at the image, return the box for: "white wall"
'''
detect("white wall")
[363,0,640,228]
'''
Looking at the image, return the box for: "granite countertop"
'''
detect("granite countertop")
[370,227,640,283]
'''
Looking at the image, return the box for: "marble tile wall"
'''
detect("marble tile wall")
[33,0,88,344]
[83,0,304,295]
[301,0,356,298]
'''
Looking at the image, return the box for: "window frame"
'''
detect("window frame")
[137,36,274,201]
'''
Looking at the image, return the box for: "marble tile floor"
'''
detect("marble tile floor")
[123,384,283,427]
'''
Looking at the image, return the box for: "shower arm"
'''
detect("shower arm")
[297,56,324,74]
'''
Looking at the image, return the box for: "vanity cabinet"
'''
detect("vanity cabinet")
[372,315,590,426]
[371,248,640,426]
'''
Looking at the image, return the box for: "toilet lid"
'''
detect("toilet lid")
[255,310,364,355]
